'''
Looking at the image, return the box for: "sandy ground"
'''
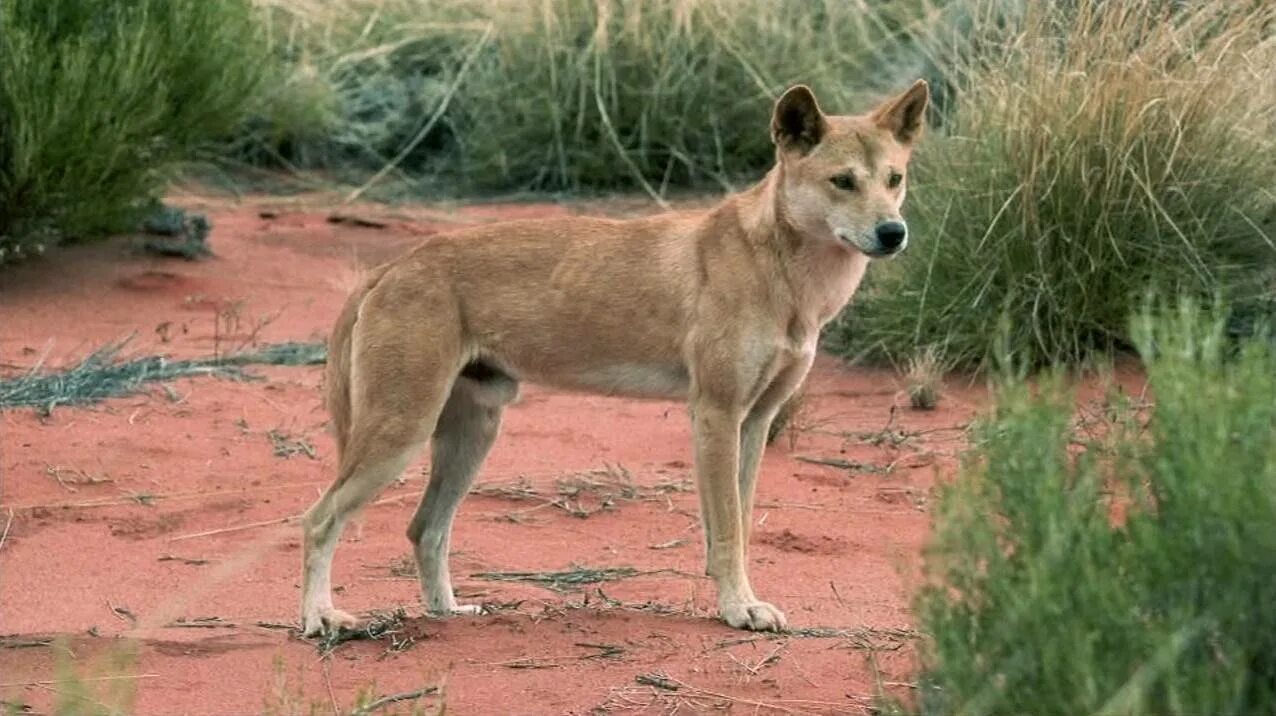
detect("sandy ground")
[0,194,982,715]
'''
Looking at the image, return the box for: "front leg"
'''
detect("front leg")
[692,402,787,631]
[738,357,815,546]
[737,409,773,547]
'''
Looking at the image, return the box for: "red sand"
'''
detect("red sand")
[0,195,982,715]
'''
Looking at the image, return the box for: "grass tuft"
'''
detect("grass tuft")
[834,0,1276,370]
[905,347,946,410]
[0,339,326,413]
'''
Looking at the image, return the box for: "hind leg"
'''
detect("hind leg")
[300,334,460,637]
[407,374,515,616]
[301,429,427,636]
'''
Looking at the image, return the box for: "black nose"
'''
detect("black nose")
[874,221,908,251]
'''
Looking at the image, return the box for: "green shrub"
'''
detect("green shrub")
[894,301,1276,716]
[231,0,941,194]
[0,0,265,263]
[832,0,1276,370]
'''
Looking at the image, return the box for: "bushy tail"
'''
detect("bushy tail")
[324,264,391,457]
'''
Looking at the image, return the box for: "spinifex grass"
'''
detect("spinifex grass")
[834,0,1276,370]
[891,301,1276,715]
[0,339,325,413]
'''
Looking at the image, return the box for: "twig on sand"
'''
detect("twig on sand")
[107,601,137,626]
[350,686,440,715]
[0,674,158,689]
[169,515,299,542]
[620,672,862,714]
[327,214,387,229]
[491,642,625,669]
[0,508,12,555]
[164,616,235,629]
[169,486,433,543]
[9,480,329,514]
[712,625,918,651]
[157,554,210,566]
[635,673,680,691]
[795,455,890,474]
[725,642,786,676]
[322,660,340,716]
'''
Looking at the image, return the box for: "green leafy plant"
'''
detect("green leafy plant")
[893,300,1276,715]
[0,0,265,262]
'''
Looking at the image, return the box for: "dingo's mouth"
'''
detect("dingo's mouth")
[833,230,899,258]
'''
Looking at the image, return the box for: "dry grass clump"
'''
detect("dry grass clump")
[231,0,942,196]
[905,346,947,410]
[833,0,1276,370]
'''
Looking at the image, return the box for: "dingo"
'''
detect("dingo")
[300,80,929,636]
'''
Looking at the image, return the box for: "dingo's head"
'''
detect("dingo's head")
[770,80,929,258]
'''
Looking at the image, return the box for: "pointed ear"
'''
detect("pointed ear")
[871,79,929,145]
[771,85,828,155]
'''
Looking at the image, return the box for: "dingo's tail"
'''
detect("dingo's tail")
[324,264,391,456]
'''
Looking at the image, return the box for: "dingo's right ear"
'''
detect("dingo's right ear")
[871,79,929,145]
[771,85,827,156]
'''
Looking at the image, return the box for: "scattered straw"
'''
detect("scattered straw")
[472,465,691,520]
[316,608,410,655]
[267,428,318,460]
[471,566,646,592]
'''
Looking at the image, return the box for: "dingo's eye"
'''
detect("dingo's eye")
[830,173,857,191]
[888,172,903,189]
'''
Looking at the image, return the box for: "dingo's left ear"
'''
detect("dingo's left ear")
[872,79,929,145]
[772,85,828,155]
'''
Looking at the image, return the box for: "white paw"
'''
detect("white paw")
[426,602,484,618]
[301,607,360,638]
[720,600,787,632]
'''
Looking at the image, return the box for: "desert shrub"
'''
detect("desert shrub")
[228,0,475,174]
[231,0,942,194]
[891,301,1276,716]
[831,0,1276,370]
[0,0,265,263]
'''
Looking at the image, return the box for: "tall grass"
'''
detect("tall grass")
[0,0,265,263]
[893,301,1276,715]
[832,0,1276,370]
[233,0,943,195]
